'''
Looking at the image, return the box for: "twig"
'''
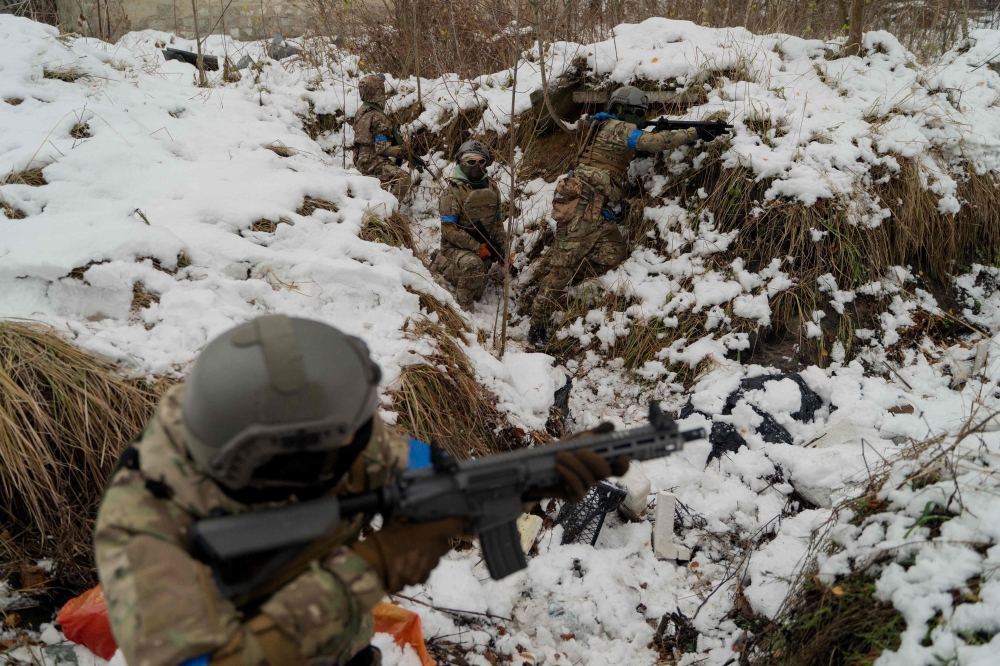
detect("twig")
[391,592,512,621]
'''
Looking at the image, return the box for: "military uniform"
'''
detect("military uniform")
[530,115,697,327]
[430,168,505,307]
[353,104,412,202]
[94,384,409,666]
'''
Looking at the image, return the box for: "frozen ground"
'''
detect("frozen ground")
[3,13,1000,666]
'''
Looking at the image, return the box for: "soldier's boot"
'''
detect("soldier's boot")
[454,274,487,310]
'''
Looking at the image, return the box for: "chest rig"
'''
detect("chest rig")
[576,118,635,181]
[450,180,500,240]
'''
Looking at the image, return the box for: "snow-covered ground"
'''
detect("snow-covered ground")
[4,13,1000,666]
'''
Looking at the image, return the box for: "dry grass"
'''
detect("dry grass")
[4,98,24,106]
[131,283,159,312]
[2,168,47,187]
[359,211,416,251]
[0,322,168,586]
[264,142,295,157]
[2,200,26,220]
[405,286,470,340]
[70,123,90,139]
[297,196,339,216]
[389,319,522,458]
[43,68,84,83]
[249,217,294,233]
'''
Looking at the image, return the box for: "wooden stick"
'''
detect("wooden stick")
[499,0,522,359]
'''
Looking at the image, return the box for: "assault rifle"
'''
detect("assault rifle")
[643,117,734,140]
[190,402,704,601]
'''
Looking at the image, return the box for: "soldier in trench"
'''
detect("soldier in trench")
[527,86,703,349]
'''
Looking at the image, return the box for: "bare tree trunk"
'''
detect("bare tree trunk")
[845,0,864,56]
[499,0,522,358]
[191,0,208,87]
[413,0,421,105]
[960,0,969,40]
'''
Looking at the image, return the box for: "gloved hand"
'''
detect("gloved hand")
[350,518,465,593]
[478,243,492,259]
[527,449,630,503]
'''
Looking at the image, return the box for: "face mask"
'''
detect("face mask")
[622,106,647,126]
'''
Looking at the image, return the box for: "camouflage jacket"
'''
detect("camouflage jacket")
[574,115,697,201]
[352,104,404,174]
[94,385,409,666]
[438,170,505,257]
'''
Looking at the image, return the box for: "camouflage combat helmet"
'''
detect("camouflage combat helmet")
[608,85,649,125]
[182,315,382,495]
[455,139,493,166]
[359,74,387,105]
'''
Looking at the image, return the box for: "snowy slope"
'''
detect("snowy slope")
[4,14,1000,666]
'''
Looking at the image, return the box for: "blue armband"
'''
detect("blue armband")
[440,215,459,224]
[179,656,210,666]
[408,438,432,470]
[601,209,616,220]
[627,129,643,151]
[374,135,389,143]
[592,112,618,122]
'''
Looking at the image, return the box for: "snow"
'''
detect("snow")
[4,11,1000,666]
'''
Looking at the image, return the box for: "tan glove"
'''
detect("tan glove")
[350,518,465,593]
[526,449,630,503]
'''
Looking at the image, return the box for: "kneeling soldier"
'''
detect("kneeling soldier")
[431,140,506,309]
[528,86,700,348]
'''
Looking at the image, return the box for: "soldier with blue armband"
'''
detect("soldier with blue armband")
[352,75,412,203]
[93,315,612,666]
[528,86,701,348]
[429,140,508,309]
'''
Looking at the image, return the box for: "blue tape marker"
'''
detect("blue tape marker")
[440,215,459,224]
[627,129,644,151]
[408,439,432,470]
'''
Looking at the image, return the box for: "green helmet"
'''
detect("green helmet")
[608,86,649,125]
[456,140,493,166]
[182,315,382,497]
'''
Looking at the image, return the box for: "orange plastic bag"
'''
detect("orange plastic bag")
[373,601,435,666]
[56,584,118,661]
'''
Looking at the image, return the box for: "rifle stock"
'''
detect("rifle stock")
[190,402,705,597]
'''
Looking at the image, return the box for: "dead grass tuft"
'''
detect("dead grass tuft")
[405,286,470,340]
[389,319,522,458]
[2,199,26,220]
[5,98,24,106]
[0,322,169,586]
[264,142,295,157]
[297,196,338,216]
[2,168,47,187]
[249,217,294,233]
[359,211,416,251]
[70,123,90,139]
[131,283,159,312]
[43,67,84,83]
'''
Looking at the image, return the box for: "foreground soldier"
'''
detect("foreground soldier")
[352,74,412,202]
[95,314,615,666]
[430,140,506,309]
[528,86,701,348]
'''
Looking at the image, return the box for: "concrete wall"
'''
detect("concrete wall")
[57,0,307,42]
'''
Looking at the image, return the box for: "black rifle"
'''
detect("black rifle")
[644,117,733,140]
[190,402,704,601]
[163,48,219,71]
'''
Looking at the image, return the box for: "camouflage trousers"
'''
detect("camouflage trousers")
[531,176,626,326]
[430,247,491,308]
[359,158,412,203]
